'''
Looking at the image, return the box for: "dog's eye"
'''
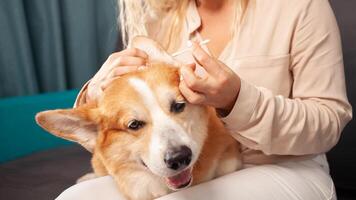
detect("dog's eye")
[128,120,145,130]
[170,101,186,113]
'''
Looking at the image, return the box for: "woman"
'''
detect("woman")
[60,0,352,199]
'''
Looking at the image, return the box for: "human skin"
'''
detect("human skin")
[86,0,241,114]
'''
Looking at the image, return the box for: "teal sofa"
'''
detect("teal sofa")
[0,90,79,163]
[0,90,91,200]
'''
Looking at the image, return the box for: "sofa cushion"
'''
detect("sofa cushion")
[0,146,91,200]
[0,90,79,163]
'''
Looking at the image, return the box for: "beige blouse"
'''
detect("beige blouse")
[76,0,352,165]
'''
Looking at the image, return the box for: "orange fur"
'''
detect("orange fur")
[36,63,242,200]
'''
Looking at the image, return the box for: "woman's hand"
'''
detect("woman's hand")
[87,48,148,102]
[179,42,241,116]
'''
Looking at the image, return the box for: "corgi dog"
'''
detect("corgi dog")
[35,36,242,200]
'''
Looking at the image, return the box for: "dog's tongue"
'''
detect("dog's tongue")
[165,168,192,189]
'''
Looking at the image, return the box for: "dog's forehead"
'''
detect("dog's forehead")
[99,64,180,115]
[126,68,180,108]
[98,80,143,117]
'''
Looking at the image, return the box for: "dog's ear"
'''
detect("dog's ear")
[35,105,98,152]
[130,36,180,66]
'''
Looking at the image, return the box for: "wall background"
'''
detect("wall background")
[0,0,120,98]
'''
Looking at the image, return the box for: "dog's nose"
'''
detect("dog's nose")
[164,145,192,170]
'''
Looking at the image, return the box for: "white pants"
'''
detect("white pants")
[57,155,336,200]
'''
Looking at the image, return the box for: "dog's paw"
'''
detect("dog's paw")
[76,173,98,183]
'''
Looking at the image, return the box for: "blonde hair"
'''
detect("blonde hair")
[118,0,249,52]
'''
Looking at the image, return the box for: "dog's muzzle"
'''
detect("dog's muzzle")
[163,145,192,171]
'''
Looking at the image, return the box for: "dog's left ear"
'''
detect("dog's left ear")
[130,36,180,67]
[35,105,98,152]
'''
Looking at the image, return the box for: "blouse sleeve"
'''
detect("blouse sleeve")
[221,0,352,155]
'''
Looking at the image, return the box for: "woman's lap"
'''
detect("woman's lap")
[56,158,336,200]
[157,159,335,200]
[56,176,125,200]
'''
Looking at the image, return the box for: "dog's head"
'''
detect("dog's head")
[35,36,209,190]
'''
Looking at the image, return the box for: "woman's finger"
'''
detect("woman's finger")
[107,66,140,79]
[111,48,148,59]
[191,42,220,76]
[87,82,104,102]
[101,77,119,90]
[185,63,196,71]
[179,63,196,80]
[111,56,147,68]
[103,65,149,90]
[125,48,149,58]
[179,81,206,104]
[180,65,209,92]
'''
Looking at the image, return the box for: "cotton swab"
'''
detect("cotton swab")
[172,39,210,57]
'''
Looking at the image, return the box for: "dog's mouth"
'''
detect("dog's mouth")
[165,168,192,190]
[140,159,193,190]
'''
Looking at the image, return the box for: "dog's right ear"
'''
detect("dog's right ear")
[130,36,181,67]
[35,105,98,152]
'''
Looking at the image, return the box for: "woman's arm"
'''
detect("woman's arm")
[74,48,148,107]
[182,0,352,155]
